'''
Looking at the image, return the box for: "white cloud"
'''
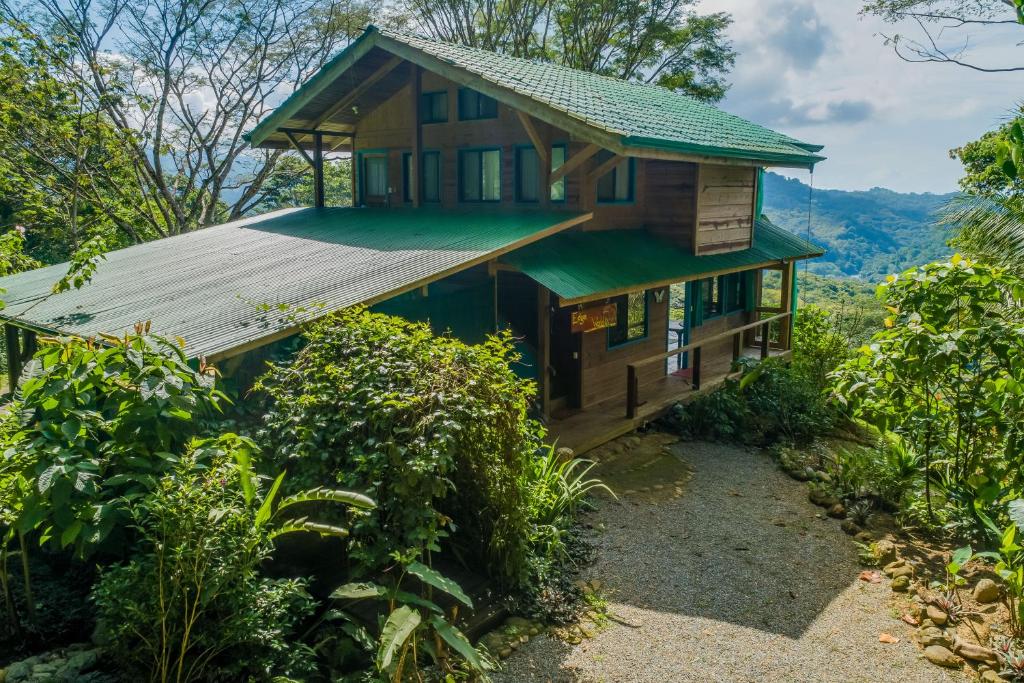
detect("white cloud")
[699,0,1021,193]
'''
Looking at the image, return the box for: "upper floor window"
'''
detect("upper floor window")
[420,91,448,124]
[596,152,633,203]
[550,144,567,202]
[458,89,498,120]
[403,151,443,203]
[459,148,501,202]
[362,154,387,200]
[516,146,539,202]
[608,291,648,348]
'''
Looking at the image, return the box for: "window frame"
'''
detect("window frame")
[458,147,503,203]
[550,143,567,203]
[701,273,746,321]
[515,144,540,203]
[595,156,635,204]
[457,88,498,121]
[607,290,649,349]
[420,90,448,124]
[358,150,389,204]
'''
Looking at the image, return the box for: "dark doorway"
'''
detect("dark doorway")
[549,295,581,413]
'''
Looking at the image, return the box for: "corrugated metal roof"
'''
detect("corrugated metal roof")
[502,217,824,304]
[0,207,589,360]
[249,26,824,168]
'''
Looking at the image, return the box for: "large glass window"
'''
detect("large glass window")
[596,152,633,203]
[459,149,501,202]
[550,144,566,202]
[608,291,648,347]
[363,155,387,200]
[458,89,498,120]
[701,273,746,319]
[420,91,448,124]
[422,151,441,203]
[516,147,539,202]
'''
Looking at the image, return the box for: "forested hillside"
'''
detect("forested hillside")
[762,172,955,281]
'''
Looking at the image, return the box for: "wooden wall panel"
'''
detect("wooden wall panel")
[695,165,756,255]
[578,290,669,408]
[643,160,697,246]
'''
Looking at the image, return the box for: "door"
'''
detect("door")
[548,296,581,412]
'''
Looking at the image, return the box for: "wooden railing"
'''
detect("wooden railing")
[625,311,792,419]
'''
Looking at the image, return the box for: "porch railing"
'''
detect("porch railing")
[625,311,792,419]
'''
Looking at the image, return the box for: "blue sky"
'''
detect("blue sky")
[701,0,1021,194]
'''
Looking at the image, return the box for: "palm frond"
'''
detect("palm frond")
[941,194,1024,276]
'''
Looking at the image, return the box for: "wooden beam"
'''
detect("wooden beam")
[516,111,548,166]
[586,153,624,184]
[350,134,358,207]
[5,324,19,393]
[312,133,325,208]
[411,64,422,207]
[310,55,404,130]
[549,143,600,186]
[284,131,313,166]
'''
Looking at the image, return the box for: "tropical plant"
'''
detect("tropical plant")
[257,308,540,587]
[94,436,374,683]
[832,257,1024,534]
[2,326,226,558]
[996,500,1024,636]
[331,555,488,681]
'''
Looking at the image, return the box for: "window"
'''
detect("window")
[550,144,566,202]
[459,149,501,202]
[516,146,539,202]
[596,152,633,203]
[608,291,648,347]
[402,153,412,203]
[458,89,498,120]
[363,155,387,199]
[420,91,448,123]
[701,273,746,319]
[422,151,441,203]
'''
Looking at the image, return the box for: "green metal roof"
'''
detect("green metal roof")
[249,26,824,169]
[0,207,588,360]
[502,217,824,304]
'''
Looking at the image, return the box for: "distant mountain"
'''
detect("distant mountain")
[762,172,956,282]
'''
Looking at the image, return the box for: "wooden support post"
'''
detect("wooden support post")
[5,324,20,393]
[626,365,639,419]
[350,134,358,207]
[411,64,422,207]
[760,320,770,359]
[516,111,548,166]
[779,261,795,350]
[537,285,551,417]
[586,153,624,184]
[549,143,600,186]
[313,132,325,208]
[22,330,36,359]
[732,331,741,361]
[692,346,702,390]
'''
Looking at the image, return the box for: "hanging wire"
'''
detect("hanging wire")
[801,168,815,305]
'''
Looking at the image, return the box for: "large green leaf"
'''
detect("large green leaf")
[255,471,286,528]
[405,562,473,608]
[330,582,387,600]
[1009,500,1024,534]
[377,605,420,672]
[429,616,486,672]
[277,486,375,512]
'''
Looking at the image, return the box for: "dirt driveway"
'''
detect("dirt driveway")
[495,437,965,683]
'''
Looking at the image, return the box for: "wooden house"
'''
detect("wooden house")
[0,25,823,452]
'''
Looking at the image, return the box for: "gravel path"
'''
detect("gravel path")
[495,439,967,683]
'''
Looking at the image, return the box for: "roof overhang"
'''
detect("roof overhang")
[0,207,591,361]
[501,217,824,306]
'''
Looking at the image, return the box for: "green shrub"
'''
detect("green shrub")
[93,441,316,683]
[256,308,541,587]
[3,330,225,557]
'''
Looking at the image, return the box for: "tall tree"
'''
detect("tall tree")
[861,0,1024,72]
[398,0,734,102]
[1,0,376,241]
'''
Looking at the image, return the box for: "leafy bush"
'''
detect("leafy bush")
[257,308,542,586]
[832,257,1024,535]
[3,329,225,557]
[93,439,318,683]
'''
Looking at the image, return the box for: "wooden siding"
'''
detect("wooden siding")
[643,159,697,246]
[695,165,756,255]
[579,289,668,408]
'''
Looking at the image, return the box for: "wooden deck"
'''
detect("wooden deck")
[548,347,789,454]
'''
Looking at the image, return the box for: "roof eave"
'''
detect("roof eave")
[622,135,826,169]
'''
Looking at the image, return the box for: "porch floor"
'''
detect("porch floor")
[547,347,789,454]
